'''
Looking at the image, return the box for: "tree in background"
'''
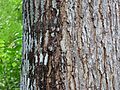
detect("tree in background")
[21,0,120,90]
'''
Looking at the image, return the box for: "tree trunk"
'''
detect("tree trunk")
[21,0,120,90]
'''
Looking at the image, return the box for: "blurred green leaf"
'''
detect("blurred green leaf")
[0,82,5,87]
[12,62,17,67]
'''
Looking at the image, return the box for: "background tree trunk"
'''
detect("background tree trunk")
[21,0,120,90]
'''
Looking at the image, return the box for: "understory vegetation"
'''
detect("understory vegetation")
[0,0,22,89]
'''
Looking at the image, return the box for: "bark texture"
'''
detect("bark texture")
[21,0,120,90]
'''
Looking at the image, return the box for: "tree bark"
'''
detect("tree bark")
[21,0,120,90]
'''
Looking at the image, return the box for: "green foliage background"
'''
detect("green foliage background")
[0,0,22,89]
